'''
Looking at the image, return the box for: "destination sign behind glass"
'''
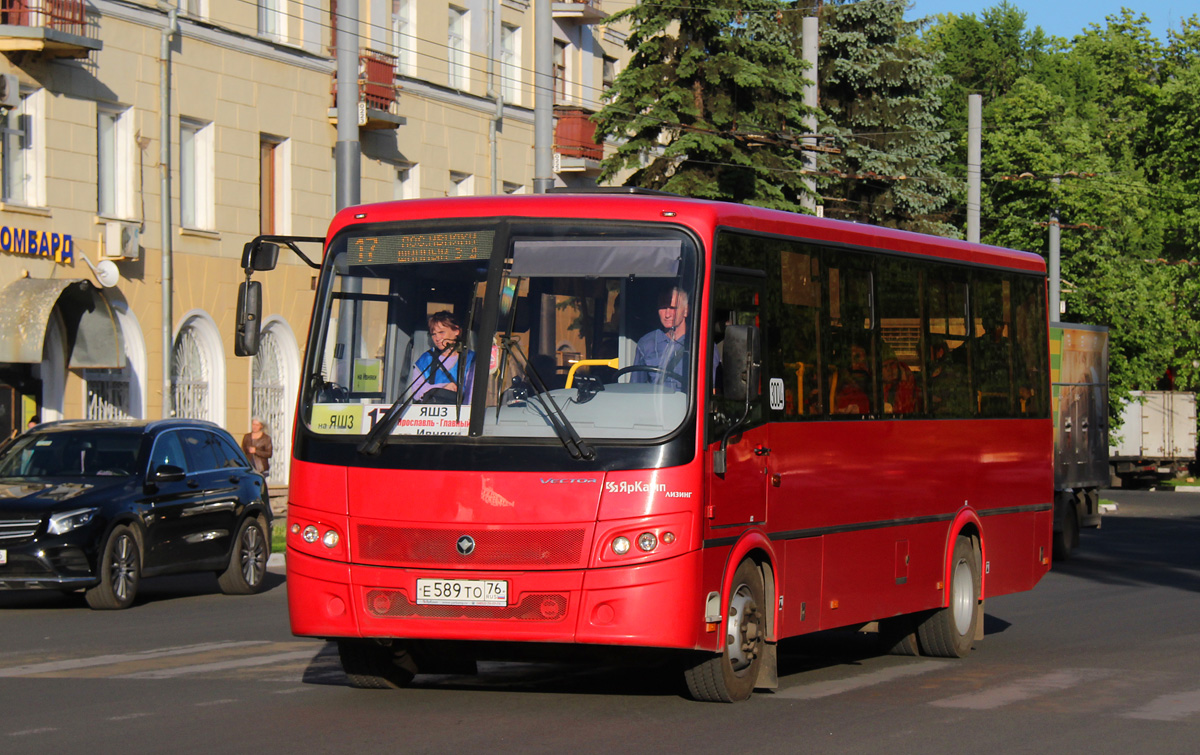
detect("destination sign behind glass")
[348,230,495,265]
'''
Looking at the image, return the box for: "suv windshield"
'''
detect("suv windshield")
[0,432,142,478]
[304,221,700,444]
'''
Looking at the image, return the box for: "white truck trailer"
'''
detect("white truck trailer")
[1109,391,1197,488]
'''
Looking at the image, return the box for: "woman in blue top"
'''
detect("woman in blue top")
[408,311,475,404]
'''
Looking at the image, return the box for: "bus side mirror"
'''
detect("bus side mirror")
[723,324,761,404]
[235,280,262,357]
[242,240,280,272]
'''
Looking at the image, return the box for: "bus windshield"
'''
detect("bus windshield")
[304,221,700,444]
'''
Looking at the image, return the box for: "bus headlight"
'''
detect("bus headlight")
[322,530,340,548]
[636,532,658,552]
[302,525,319,544]
[611,536,631,555]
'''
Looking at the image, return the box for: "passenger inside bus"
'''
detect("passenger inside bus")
[632,286,690,391]
[928,337,970,415]
[831,342,872,414]
[407,311,475,404]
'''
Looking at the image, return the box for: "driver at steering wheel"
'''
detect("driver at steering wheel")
[632,286,690,392]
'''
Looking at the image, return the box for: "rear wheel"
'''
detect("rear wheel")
[684,558,765,702]
[878,614,921,656]
[917,536,980,658]
[218,516,269,595]
[1053,498,1080,562]
[85,525,140,610]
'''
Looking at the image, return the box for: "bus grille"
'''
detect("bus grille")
[364,589,569,621]
[355,525,587,567]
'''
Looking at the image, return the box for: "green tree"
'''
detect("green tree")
[594,0,817,210]
[817,0,958,235]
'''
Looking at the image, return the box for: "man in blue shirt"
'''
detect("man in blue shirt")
[633,287,689,391]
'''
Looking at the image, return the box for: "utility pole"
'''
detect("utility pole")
[966,94,981,244]
[335,0,360,211]
[160,2,178,418]
[533,0,553,193]
[1049,176,1061,322]
[800,16,819,216]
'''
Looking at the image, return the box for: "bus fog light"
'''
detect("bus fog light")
[322,530,340,548]
[661,531,676,544]
[611,536,631,555]
[637,532,658,552]
[290,523,300,534]
[302,525,319,543]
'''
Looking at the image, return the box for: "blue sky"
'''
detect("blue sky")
[906,1,1191,42]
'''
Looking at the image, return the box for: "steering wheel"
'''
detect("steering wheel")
[613,364,686,387]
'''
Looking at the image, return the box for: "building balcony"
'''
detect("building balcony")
[552,0,607,25]
[0,0,101,58]
[329,48,404,131]
[554,107,602,174]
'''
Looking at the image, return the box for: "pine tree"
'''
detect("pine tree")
[818,0,958,235]
[594,0,818,211]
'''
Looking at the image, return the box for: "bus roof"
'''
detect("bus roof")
[328,193,1046,275]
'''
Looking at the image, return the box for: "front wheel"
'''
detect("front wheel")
[218,516,270,595]
[917,536,981,658]
[85,525,140,610]
[338,639,417,690]
[684,559,765,702]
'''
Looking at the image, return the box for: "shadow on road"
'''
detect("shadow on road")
[1052,513,1200,592]
[0,570,286,610]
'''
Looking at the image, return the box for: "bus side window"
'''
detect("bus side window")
[825,255,876,417]
[925,272,972,417]
[777,246,821,418]
[972,273,1015,417]
[878,259,922,415]
[1012,275,1048,416]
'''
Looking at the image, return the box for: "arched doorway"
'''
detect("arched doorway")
[172,312,225,425]
[251,319,299,485]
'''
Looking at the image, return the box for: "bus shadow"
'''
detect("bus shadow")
[1053,514,1200,592]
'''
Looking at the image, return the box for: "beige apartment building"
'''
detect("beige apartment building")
[0,0,627,482]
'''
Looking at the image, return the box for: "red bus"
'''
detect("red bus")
[236,190,1052,702]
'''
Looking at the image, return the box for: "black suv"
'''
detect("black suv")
[0,419,272,609]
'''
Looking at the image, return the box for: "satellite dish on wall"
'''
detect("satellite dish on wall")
[94,259,120,288]
[80,254,120,288]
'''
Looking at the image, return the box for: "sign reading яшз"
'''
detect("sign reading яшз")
[0,226,74,264]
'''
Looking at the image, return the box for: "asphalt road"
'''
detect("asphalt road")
[2,487,1199,754]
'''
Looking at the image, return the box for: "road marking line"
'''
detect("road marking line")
[773,661,951,699]
[0,641,269,677]
[8,728,58,736]
[1125,689,1200,721]
[931,669,1112,710]
[117,650,317,679]
[108,713,154,721]
[194,699,238,707]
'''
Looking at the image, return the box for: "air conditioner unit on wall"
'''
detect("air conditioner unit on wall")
[102,221,140,261]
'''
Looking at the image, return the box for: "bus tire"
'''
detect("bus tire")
[684,558,765,702]
[1053,501,1079,562]
[878,614,920,656]
[337,639,417,690]
[917,536,980,658]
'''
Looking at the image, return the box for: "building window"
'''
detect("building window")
[85,369,132,421]
[97,105,134,219]
[395,163,419,200]
[2,88,44,207]
[180,119,214,230]
[449,171,473,197]
[259,0,285,41]
[553,41,567,102]
[602,56,617,97]
[501,24,520,105]
[392,0,416,77]
[260,136,290,235]
[448,6,469,90]
[182,0,206,19]
[172,313,225,424]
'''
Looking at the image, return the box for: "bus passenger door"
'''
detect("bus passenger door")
[706,268,768,529]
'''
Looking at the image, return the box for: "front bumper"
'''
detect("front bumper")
[287,545,707,650]
[0,540,97,590]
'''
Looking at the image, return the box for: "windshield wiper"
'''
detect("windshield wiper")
[356,370,432,457]
[498,337,594,461]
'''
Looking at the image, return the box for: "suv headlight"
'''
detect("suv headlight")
[47,508,99,535]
